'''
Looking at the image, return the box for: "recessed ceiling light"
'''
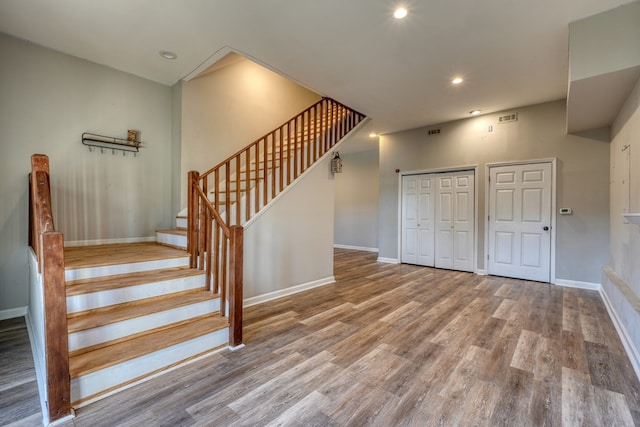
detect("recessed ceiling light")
[452,77,464,85]
[394,7,408,19]
[369,133,378,138]
[470,110,482,116]
[159,51,177,60]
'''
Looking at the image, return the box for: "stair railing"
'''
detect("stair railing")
[187,97,365,347]
[187,172,244,347]
[29,154,71,422]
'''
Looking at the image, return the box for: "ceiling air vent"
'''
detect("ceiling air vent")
[427,128,441,136]
[498,112,518,124]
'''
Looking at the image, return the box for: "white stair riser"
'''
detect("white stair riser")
[66,274,205,313]
[156,232,187,249]
[176,217,187,229]
[68,299,220,352]
[65,256,190,281]
[70,327,228,404]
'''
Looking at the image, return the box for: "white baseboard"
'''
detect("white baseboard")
[333,244,378,253]
[599,286,640,382]
[476,269,487,276]
[0,306,27,320]
[64,236,156,247]
[554,278,600,291]
[377,257,399,264]
[243,276,336,308]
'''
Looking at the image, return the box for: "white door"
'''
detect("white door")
[401,175,435,266]
[488,162,552,282]
[435,172,475,272]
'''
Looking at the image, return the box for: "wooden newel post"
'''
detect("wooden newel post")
[187,170,199,268]
[229,225,244,347]
[42,231,71,421]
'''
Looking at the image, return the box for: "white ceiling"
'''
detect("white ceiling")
[0,0,634,152]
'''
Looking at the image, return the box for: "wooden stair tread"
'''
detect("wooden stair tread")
[69,314,228,378]
[66,267,203,296]
[67,290,218,333]
[64,242,188,269]
[156,229,187,236]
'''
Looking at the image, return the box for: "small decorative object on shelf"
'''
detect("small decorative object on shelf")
[127,130,139,145]
[82,132,142,156]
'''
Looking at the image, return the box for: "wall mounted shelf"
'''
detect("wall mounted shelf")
[623,214,640,225]
[82,132,142,155]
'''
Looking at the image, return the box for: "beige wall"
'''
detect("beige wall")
[378,100,610,284]
[0,33,174,312]
[180,58,321,207]
[244,155,335,301]
[334,150,379,251]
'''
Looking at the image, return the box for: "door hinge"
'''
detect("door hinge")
[488,215,490,221]
[487,254,490,260]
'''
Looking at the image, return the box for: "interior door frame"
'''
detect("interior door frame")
[398,164,479,272]
[484,158,557,283]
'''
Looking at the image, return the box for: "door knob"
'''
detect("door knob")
[543,226,549,231]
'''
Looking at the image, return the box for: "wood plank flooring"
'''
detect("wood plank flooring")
[0,317,42,426]
[4,249,640,426]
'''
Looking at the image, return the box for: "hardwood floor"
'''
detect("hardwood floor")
[0,317,42,426]
[4,249,640,426]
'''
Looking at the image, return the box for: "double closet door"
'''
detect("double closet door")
[401,170,475,272]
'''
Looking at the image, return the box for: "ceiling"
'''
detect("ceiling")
[0,0,634,152]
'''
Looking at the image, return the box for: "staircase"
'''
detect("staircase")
[30,97,365,422]
[63,242,226,406]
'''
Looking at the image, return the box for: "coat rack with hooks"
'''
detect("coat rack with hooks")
[82,132,142,156]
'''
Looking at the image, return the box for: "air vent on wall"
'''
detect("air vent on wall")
[427,128,441,136]
[498,112,518,124]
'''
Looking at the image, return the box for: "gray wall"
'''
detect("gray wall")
[334,150,379,251]
[604,75,640,363]
[0,33,174,312]
[378,100,610,284]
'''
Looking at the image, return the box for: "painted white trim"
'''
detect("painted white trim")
[485,158,557,283]
[399,164,479,177]
[397,165,479,270]
[333,244,378,253]
[243,276,336,307]
[156,232,187,249]
[0,306,27,320]
[68,299,219,352]
[476,269,487,276]
[64,236,156,247]
[72,341,228,409]
[71,328,228,404]
[377,257,400,264]
[65,256,189,282]
[228,344,246,352]
[554,278,600,291]
[25,311,50,427]
[599,286,640,382]
[66,272,204,313]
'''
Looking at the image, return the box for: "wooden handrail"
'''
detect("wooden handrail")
[187,97,365,347]
[29,154,71,423]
